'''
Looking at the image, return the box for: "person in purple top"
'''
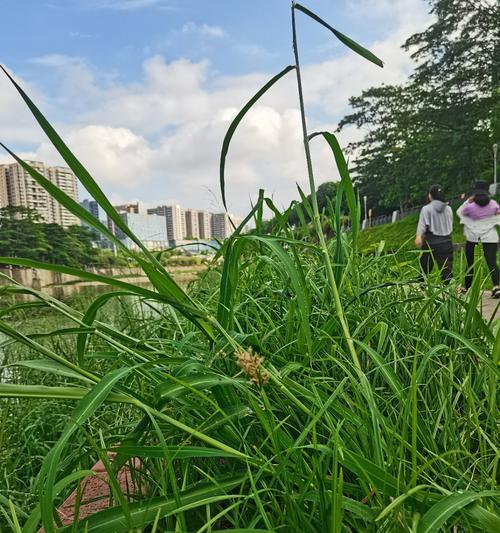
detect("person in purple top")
[457,181,500,297]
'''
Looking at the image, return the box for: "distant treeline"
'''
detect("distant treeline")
[0,206,122,268]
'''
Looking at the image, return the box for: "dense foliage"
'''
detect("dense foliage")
[0,207,124,268]
[339,0,499,212]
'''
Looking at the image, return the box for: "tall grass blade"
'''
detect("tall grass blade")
[0,66,147,253]
[309,132,359,249]
[38,367,132,533]
[417,491,500,533]
[293,3,383,67]
[56,476,246,533]
[0,383,132,403]
[219,65,295,209]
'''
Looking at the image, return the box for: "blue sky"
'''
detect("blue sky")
[1,0,430,215]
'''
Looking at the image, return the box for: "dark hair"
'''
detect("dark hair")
[429,184,445,202]
[474,193,490,207]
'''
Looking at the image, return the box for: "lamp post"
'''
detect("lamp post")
[491,143,498,196]
[363,195,368,229]
[494,143,498,186]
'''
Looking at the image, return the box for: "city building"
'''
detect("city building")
[80,199,100,220]
[0,168,8,208]
[211,212,244,240]
[166,205,186,241]
[107,202,141,237]
[147,204,186,243]
[49,166,79,228]
[114,202,140,214]
[0,161,79,227]
[115,212,168,251]
[147,204,247,243]
[81,198,114,249]
[197,210,212,240]
[184,208,200,239]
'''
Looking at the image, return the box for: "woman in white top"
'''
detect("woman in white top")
[456,181,500,297]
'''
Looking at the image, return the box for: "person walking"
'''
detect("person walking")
[415,184,454,283]
[457,181,500,297]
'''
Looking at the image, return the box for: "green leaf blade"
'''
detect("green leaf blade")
[294,3,383,67]
[220,65,295,209]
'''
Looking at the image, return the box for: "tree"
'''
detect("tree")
[0,207,98,267]
[339,0,499,212]
[0,207,50,261]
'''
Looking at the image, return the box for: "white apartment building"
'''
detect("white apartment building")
[49,166,79,228]
[166,205,186,241]
[147,204,186,242]
[0,161,79,227]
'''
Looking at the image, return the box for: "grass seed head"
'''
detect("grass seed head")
[235,347,269,387]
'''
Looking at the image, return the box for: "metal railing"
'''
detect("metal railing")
[362,194,466,230]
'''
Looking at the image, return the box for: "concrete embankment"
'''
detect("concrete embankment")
[0,264,206,297]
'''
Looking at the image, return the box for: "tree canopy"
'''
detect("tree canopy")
[0,206,100,267]
[339,0,499,212]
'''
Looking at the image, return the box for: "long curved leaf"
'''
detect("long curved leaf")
[220,65,295,209]
[0,383,132,403]
[110,445,243,460]
[309,131,359,249]
[0,65,146,253]
[156,373,244,401]
[417,491,500,533]
[1,67,208,334]
[294,3,383,67]
[38,367,133,533]
[56,475,246,533]
[6,360,94,383]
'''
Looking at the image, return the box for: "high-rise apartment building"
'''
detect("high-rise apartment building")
[184,209,200,239]
[81,199,100,220]
[148,204,186,242]
[197,210,212,240]
[211,213,245,240]
[166,205,185,241]
[0,161,79,227]
[49,166,79,228]
[0,167,8,208]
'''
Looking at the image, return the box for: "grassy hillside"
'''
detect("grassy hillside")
[358,210,466,253]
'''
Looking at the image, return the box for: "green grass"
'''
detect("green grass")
[358,210,467,253]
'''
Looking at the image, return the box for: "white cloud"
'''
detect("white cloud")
[1,0,431,216]
[36,126,153,189]
[181,22,226,39]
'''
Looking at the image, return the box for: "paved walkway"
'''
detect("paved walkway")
[481,292,499,322]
